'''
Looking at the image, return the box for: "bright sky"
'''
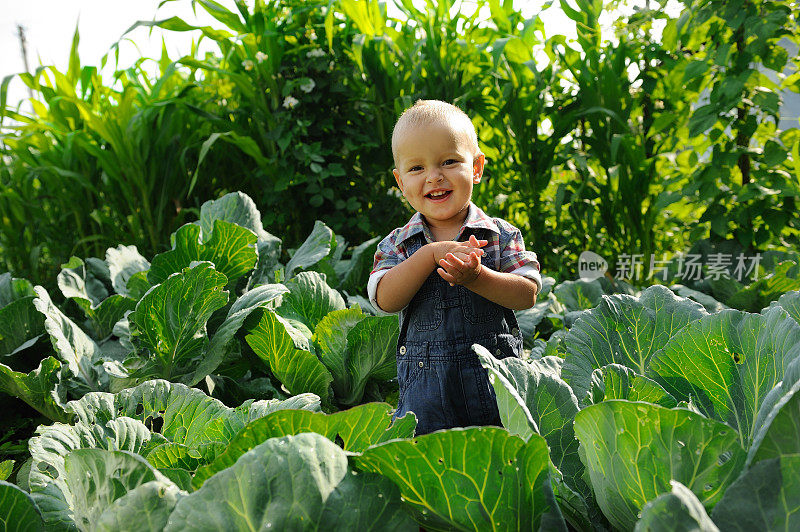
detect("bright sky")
[0,1,679,116]
[1,0,229,114]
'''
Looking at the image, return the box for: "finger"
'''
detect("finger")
[445,253,466,269]
[439,259,462,278]
[468,235,488,247]
[459,242,483,253]
[437,268,456,285]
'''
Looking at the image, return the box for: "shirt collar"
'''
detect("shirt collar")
[395,202,499,245]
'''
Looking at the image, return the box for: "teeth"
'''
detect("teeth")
[429,191,449,197]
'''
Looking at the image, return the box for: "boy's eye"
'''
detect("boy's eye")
[409,165,423,172]
[443,159,457,165]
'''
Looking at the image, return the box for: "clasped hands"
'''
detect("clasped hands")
[431,235,488,287]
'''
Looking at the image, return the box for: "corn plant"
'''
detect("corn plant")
[0,27,220,286]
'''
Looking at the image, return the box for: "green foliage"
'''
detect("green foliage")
[2,207,800,529]
[678,0,800,250]
[2,0,799,285]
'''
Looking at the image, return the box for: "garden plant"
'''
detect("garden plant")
[1,0,800,530]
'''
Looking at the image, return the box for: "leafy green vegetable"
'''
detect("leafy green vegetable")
[768,290,800,326]
[634,481,719,532]
[147,221,257,285]
[166,433,415,531]
[129,262,228,382]
[276,271,346,331]
[0,480,44,531]
[0,273,44,356]
[187,283,289,385]
[588,363,677,408]
[553,279,604,311]
[65,449,177,532]
[95,479,184,532]
[0,461,12,481]
[563,285,706,399]
[333,315,398,405]
[648,306,800,447]
[284,220,335,279]
[748,357,800,466]
[58,256,136,340]
[574,400,746,530]
[105,245,151,299]
[476,344,583,493]
[192,403,415,488]
[712,456,800,531]
[355,427,557,531]
[0,357,69,422]
[33,287,107,393]
[246,310,333,403]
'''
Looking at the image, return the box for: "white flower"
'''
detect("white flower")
[242,59,254,71]
[255,51,267,63]
[282,96,299,109]
[307,29,317,41]
[299,78,316,93]
[306,48,326,58]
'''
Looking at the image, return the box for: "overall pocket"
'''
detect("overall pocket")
[410,274,443,331]
[459,254,501,324]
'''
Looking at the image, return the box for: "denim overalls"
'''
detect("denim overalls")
[393,228,524,436]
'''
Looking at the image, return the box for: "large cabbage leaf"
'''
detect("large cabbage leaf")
[476,345,582,493]
[712,456,800,530]
[0,480,45,531]
[186,283,289,385]
[588,363,677,408]
[28,418,165,529]
[284,220,335,280]
[0,356,69,422]
[65,449,180,532]
[563,285,706,399]
[313,307,399,406]
[246,310,333,403]
[57,257,136,340]
[147,220,257,285]
[768,290,800,326]
[95,479,183,532]
[105,244,150,299]
[165,433,415,531]
[0,273,44,355]
[192,403,416,489]
[634,481,719,532]
[648,306,800,447]
[354,427,559,531]
[33,287,107,393]
[748,356,800,466]
[27,379,319,528]
[574,400,746,530]
[128,263,228,383]
[276,271,346,331]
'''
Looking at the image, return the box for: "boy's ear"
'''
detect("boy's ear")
[393,168,404,193]
[473,154,486,184]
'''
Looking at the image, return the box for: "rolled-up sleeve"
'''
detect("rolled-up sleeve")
[368,231,405,314]
[498,224,542,294]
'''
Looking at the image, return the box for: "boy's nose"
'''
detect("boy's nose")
[426,169,444,182]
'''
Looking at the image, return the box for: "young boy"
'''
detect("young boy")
[368,100,542,435]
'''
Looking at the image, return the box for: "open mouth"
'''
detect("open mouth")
[425,190,452,201]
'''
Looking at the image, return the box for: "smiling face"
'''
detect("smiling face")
[392,119,485,236]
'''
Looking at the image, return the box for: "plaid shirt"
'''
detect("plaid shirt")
[369,203,541,312]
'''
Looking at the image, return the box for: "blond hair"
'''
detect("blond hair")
[391,100,480,167]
